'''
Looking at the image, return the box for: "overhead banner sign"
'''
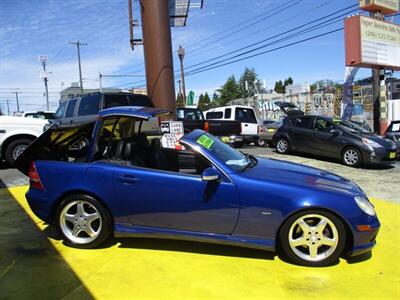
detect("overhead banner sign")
[359,0,399,15]
[345,15,400,70]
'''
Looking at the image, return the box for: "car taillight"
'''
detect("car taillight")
[204,121,209,132]
[28,162,45,190]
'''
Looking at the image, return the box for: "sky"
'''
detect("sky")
[0,0,399,113]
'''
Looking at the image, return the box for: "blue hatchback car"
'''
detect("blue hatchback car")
[16,107,380,267]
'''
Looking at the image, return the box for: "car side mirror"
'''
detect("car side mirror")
[329,128,340,135]
[201,167,220,182]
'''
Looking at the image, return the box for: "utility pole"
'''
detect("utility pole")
[13,92,20,112]
[140,0,176,115]
[69,41,87,95]
[370,12,385,134]
[6,99,10,115]
[177,45,186,106]
[39,55,49,111]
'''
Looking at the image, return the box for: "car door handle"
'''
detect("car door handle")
[117,175,139,184]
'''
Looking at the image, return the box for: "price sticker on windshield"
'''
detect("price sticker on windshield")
[197,135,214,149]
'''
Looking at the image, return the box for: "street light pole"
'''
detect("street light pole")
[39,55,49,111]
[13,92,20,112]
[178,45,186,107]
[69,41,87,95]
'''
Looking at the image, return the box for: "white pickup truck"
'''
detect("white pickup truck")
[0,116,47,166]
[204,105,259,147]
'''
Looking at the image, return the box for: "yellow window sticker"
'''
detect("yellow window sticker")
[197,135,214,149]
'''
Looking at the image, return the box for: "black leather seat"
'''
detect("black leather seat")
[148,139,171,171]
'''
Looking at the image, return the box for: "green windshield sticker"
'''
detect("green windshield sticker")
[197,135,214,149]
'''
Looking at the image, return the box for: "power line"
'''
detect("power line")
[185,28,344,77]
[184,4,358,72]
[187,0,306,56]
[185,0,332,60]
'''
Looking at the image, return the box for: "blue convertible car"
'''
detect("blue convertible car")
[16,107,380,267]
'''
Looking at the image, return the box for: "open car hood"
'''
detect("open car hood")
[15,122,95,176]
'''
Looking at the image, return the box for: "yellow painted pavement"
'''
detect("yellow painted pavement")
[6,186,400,299]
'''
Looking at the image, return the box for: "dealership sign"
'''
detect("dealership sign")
[345,15,400,70]
[360,0,399,15]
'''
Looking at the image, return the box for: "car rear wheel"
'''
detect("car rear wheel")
[342,147,362,167]
[279,210,346,267]
[5,138,32,167]
[276,138,290,154]
[256,139,266,147]
[56,194,112,248]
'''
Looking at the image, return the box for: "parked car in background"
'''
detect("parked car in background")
[385,120,400,154]
[21,111,55,120]
[258,119,283,147]
[176,108,242,146]
[0,116,47,166]
[53,92,153,125]
[204,105,259,147]
[273,115,397,167]
[16,106,380,267]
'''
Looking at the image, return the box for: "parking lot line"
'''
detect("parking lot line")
[3,185,400,299]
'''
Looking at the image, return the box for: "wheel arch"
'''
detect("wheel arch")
[275,206,354,255]
[50,189,114,226]
[2,134,36,156]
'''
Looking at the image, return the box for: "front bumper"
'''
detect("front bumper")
[363,147,398,165]
[349,215,380,257]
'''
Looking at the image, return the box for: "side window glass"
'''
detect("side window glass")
[78,95,101,116]
[315,119,335,132]
[292,117,313,129]
[104,95,129,109]
[65,99,77,118]
[225,108,232,119]
[55,102,67,118]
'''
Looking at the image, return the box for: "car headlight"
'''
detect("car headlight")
[354,196,375,216]
[362,138,383,149]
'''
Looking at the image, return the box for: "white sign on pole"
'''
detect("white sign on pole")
[39,55,48,62]
[160,121,184,149]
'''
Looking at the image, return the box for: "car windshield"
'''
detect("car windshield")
[333,120,370,134]
[189,132,253,172]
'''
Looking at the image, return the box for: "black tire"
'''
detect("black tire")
[342,147,362,168]
[5,138,33,167]
[55,194,112,249]
[256,139,266,147]
[232,142,243,148]
[279,210,346,267]
[275,137,290,154]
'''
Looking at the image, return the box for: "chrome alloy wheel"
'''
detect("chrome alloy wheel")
[12,144,28,160]
[343,149,359,166]
[288,214,339,262]
[277,139,288,153]
[59,200,102,244]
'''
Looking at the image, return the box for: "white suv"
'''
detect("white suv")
[0,116,47,166]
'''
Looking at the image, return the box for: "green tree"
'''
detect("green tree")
[284,77,293,86]
[198,92,210,111]
[176,93,185,108]
[238,67,262,97]
[274,80,285,93]
[217,75,240,106]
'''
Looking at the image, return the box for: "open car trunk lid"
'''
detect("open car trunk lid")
[275,101,304,117]
[15,122,95,176]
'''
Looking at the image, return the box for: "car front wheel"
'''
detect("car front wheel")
[276,138,290,154]
[342,147,362,167]
[56,194,112,248]
[279,210,346,267]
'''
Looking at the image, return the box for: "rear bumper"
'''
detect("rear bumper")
[25,187,52,223]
